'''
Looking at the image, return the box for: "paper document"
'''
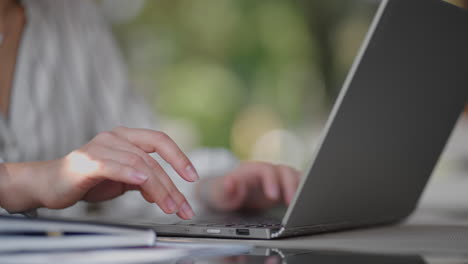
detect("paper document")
[0,215,156,252]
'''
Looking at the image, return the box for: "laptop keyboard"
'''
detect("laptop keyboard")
[172,217,282,229]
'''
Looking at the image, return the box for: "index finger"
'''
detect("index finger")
[112,126,199,182]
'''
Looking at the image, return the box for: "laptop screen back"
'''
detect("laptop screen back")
[284,0,468,228]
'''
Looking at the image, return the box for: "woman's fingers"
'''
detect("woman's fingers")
[85,144,152,181]
[77,144,193,218]
[254,163,280,201]
[93,131,194,218]
[277,165,301,205]
[223,176,236,197]
[92,130,195,219]
[94,132,161,174]
[222,176,247,210]
[146,161,195,219]
[112,127,199,182]
[228,162,300,209]
[72,157,148,189]
[141,190,154,203]
[204,162,301,212]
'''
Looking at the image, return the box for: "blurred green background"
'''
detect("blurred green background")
[98,0,379,169]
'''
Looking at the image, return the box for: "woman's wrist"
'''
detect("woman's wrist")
[0,162,44,213]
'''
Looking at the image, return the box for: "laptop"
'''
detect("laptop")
[137,0,468,239]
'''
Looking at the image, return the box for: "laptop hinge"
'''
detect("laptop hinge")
[271,224,326,238]
[271,227,285,238]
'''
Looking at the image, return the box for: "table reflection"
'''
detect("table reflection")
[175,248,425,264]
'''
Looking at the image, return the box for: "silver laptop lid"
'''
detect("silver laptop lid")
[283,0,468,228]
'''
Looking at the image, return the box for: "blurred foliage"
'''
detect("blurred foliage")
[105,0,377,164]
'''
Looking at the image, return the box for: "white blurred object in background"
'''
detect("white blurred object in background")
[250,129,305,170]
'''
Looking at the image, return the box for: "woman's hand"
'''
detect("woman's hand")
[0,127,198,219]
[200,162,302,212]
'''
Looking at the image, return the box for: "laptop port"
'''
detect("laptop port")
[236,229,250,236]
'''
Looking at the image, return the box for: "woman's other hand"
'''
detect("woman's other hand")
[200,162,301,212]
[0,126,197,219]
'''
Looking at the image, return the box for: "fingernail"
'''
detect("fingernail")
[165,197,177,214]
[131,172,148,183]
[181,202,195,219]
[185,165,199,182]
